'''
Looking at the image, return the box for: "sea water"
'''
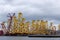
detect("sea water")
[0,36,60,40]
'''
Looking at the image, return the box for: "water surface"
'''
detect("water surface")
[0,36,60,40]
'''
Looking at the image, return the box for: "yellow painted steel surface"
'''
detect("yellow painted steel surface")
[6,12,56,35]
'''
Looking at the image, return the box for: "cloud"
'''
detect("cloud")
[0,0,60,27]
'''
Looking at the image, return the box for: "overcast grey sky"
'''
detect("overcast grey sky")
[0,0,60,28]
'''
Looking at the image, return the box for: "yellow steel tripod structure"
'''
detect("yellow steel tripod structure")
[6,12,56,35]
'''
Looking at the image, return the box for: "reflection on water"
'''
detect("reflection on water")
[0,36,60,40]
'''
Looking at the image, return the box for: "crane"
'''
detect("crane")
[7,13,15,33]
